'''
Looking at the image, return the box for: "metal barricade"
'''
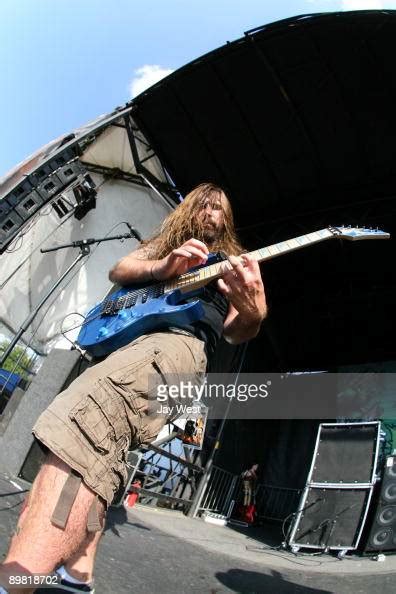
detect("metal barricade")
[199,465,238,516]
[198,466,302,522]
[254,483,302,522]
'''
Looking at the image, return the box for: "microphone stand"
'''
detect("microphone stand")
[0,229,140,367]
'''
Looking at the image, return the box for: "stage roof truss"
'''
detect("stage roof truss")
[123,114,177,209]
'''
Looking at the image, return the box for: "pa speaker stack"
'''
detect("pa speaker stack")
[287,422,381,553]
[362,455,396,552]
[0,146,82,252]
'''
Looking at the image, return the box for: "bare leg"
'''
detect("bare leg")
[63,528,103,583]
[14,495,30,535]
[12,463,43,535]
[12,488,103,586]
[0,452,104,594]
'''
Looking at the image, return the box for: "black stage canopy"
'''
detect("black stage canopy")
[132,11,396,371]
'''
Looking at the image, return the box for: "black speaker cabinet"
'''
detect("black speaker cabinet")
[14,190,44,221]
[289,486,372,550]
[18,439,48,483]
[0,198,12,222]
[308,422,379,484]
[363,455,396,552]
[7,178,34,206]
[36,172,65,201]
[0,209,24,245]
[288,422,380,552]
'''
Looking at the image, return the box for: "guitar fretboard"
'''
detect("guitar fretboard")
[165,228,334,293]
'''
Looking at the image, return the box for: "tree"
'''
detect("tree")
[0,340,35,381]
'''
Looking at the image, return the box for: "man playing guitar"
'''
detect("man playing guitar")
[0,183,266,594]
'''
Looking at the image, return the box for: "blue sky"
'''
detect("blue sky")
[1,0,395,179]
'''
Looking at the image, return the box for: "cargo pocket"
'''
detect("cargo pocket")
[111,433,130,490]
[69,382,130,454]
[106,349,155,387]
[140,414,168,445]
[138,350,179,444]
[104,349,157,419]
[143,349,183,405]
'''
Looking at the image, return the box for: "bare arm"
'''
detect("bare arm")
[218,254,267,345]
[108,238,210,286]
[108,246,157,285]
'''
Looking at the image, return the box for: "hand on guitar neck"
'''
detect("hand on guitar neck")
[218,253,268,344]
[217,253,267,320]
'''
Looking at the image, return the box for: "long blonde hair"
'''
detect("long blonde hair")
[142,183,244,259]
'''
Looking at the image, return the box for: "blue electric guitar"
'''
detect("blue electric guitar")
[76,226,390,357]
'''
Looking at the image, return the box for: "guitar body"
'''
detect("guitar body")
[77,285,205,358]
[77,252,226,357]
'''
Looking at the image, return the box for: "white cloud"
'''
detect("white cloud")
[129,65,174,98]
[341,0,383,9]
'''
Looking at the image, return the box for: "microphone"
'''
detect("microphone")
[126,223,142,242]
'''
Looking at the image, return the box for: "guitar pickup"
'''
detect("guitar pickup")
[125,294,137,307]
[152,284,165,298]
[101,300,115,315]
[116,296,127,310]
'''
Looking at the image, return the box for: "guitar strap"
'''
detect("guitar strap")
[50,469,103,532]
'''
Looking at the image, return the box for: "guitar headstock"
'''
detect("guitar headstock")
[332,226,391,241]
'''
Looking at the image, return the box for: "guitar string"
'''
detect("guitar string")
[103,260,226,305]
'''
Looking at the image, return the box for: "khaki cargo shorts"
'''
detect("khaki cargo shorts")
[33,331,207,506]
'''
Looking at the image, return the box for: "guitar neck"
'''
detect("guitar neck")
[248,227,334,264]
[165,228,334,292]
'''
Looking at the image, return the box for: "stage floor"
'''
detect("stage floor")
[1,472,396,593]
